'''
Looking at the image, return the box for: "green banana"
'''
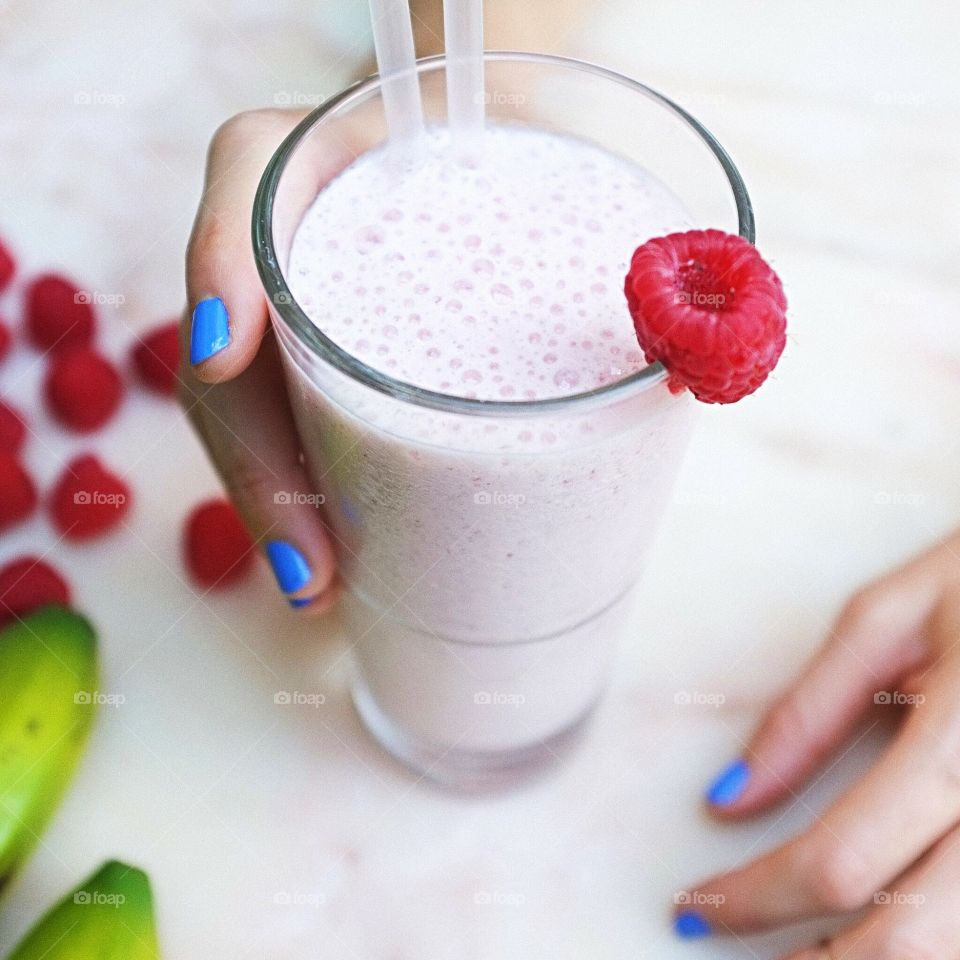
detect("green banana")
[6,860,159,959]
[0,606,99,885]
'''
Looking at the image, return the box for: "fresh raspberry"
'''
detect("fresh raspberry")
[0,556,71,626]
[0,240,15,293]
[131,321,180,396]
[0,400,27,454]
[25,273,97,353]
[0,453,38,532]
[44,346,124,432]
[0,319,11,363]
[48,454,131,541]
[624,229,787,404]
[184,499,255,588]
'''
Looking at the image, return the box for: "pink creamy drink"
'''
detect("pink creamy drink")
[289,126,688,400]
[281,124,695,785]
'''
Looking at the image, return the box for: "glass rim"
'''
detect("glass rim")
[252,50,755,418]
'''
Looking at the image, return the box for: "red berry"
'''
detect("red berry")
[0,453,38,532]
[48,454,131,541]
[0,319,11,363]
[0,556,71,627]
[45,346,123,432]
[0,240,15,293]
[0,400,26,454]
[184,499,255,588]
[132,321,180,396]
[25,273,96,353]
[624,229,787,404]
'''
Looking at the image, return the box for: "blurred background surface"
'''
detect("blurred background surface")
[0,1,958,956]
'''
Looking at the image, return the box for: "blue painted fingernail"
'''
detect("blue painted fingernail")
[265,540,312,594]
[289,594,320,609]
[674,911,712,939]
[706,759,751,806]
[190,297,230,364]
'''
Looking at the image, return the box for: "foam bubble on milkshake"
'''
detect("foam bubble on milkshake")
[288,124,692,401]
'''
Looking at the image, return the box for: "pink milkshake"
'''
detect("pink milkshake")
[287,125,689,401]
[254,54,754,787]
[282,126,690,778]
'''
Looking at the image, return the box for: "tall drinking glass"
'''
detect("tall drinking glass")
[253,53,753,790]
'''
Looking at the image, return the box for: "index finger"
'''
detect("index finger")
[676,631,960,936]
[707,553,942,817]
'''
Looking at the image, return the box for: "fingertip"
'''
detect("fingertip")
[673,910,713,940]
[186,294,269,384]
[189,354,232,384]
[289,580,341,616]
[266,537,338,608]
[288,595,317,609]
[266,539,313,593]
[705,758,752,809]
[190,297,231,366]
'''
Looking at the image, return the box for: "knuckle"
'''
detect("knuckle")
[188,107,294,285]
[839,583,884,630]
[763,694,816,750]
[208,108,286,153]
[186,213,226,279]
[227,462,275,507]
[209,112,250,152]
[185,215,245,307]
[801,835,877,913]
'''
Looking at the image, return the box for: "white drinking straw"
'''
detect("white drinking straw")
[443,0,485,133]
[368,0,424,142]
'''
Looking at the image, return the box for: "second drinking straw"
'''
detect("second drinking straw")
[368,0,424,142]
[443,0,485,134]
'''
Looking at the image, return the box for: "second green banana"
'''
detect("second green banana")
[0,606,99,885]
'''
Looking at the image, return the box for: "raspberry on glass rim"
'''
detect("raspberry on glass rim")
[624,228,787,404]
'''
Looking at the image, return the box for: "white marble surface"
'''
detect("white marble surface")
[1,1,959,957]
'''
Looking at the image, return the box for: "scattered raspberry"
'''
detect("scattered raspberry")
[48,454,131,541]
[624,229,787,404]
[0,453,38,532]
[0,400,27,454]
[0,240,15,293]
[44,346,124,432]
[132,321,180,396]
[0,319,11,364]
[184,499,255,588]
[0,556,71,626]
[25,273,96,353]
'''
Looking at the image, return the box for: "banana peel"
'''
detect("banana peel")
[0,606,99,886]
[7,860,159,959]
